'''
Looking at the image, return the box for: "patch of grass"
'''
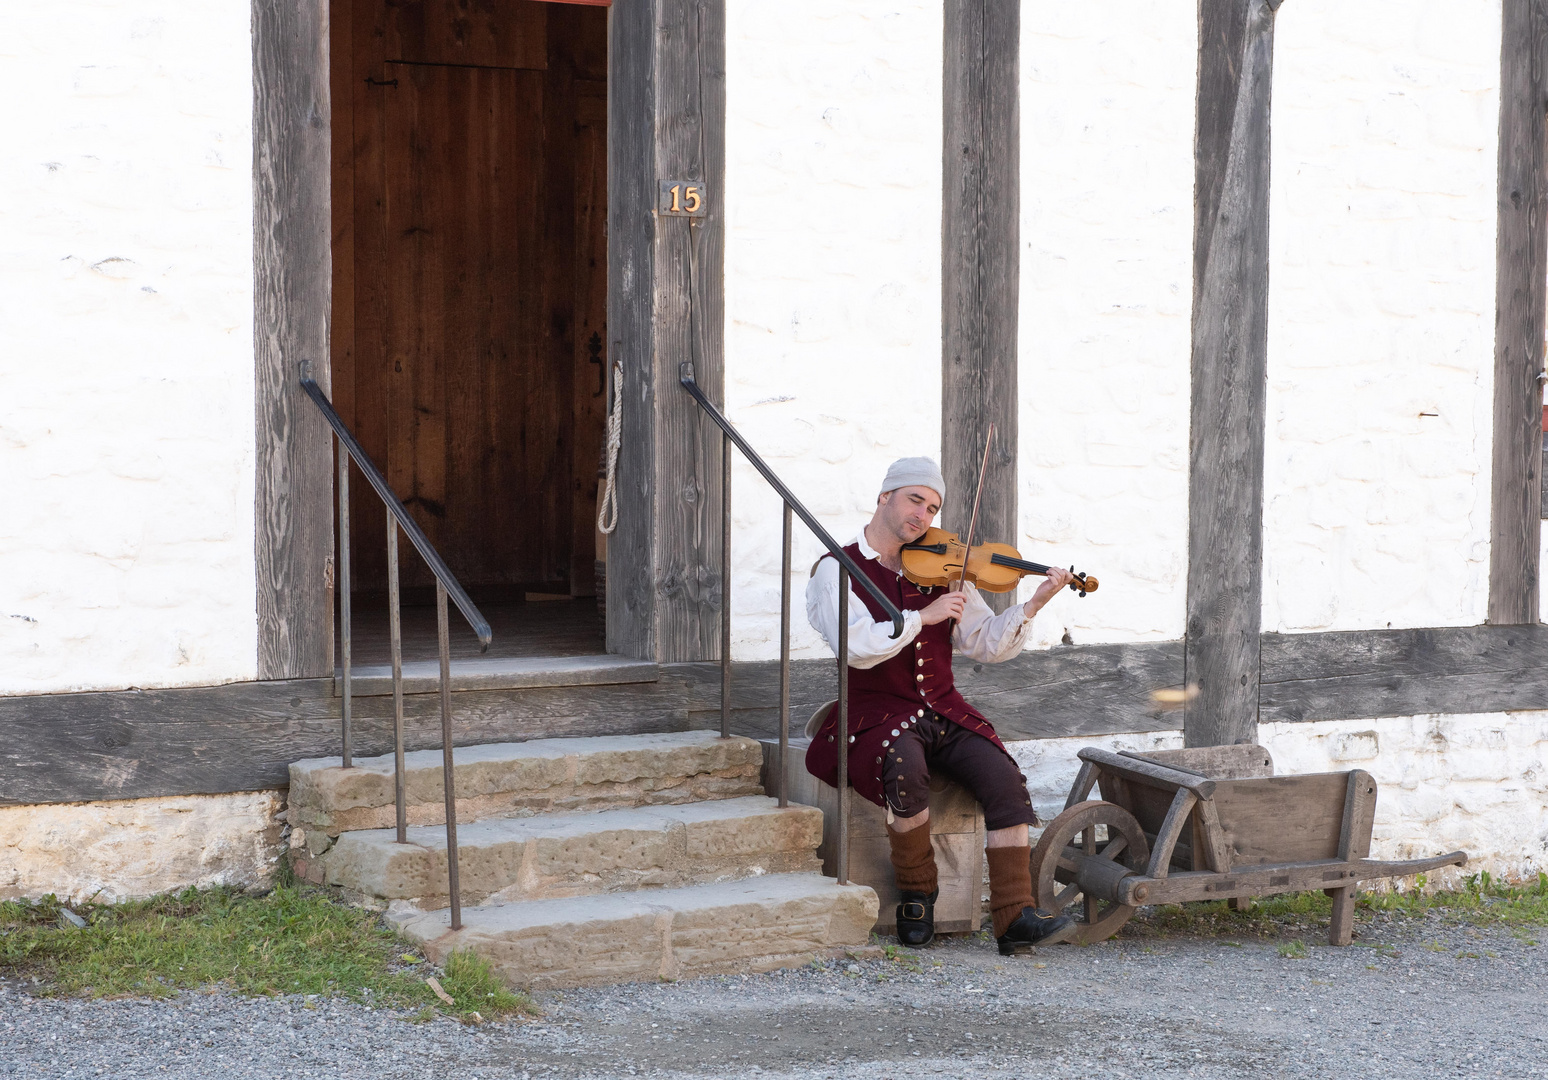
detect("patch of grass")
[435,950,533,1022]
[0,885,534,1024]
[1276,940,1307,959]
[1364,872,1548,928]
[1125,872,1548,941]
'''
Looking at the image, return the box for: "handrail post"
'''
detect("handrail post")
[436,581,463,931]
[836,567,850,886]
[778,503,792,809]
[338,441,352,769]
[388,515,406,844]
[720,431,732,739]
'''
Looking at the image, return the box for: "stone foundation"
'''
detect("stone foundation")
[0,791,285,903]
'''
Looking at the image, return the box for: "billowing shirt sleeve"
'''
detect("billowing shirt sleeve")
[805,555,922,669]
[951,582,1034,662]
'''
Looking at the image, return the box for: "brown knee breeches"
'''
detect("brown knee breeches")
[880,712,1038,831]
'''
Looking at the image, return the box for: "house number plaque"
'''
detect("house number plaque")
[659,180,707,217]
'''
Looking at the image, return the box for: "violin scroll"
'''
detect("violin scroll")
[1068,567,1098,597]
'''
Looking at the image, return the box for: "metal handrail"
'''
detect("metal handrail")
[302,377,493,647]
[680,362,906,887]
[300,372,488,932]
[677,364,906,635]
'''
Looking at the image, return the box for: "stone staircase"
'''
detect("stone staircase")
[285,731,878,988]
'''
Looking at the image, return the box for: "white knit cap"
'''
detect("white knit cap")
[880,456,945,502]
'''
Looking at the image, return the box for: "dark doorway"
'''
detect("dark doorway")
[330,0,608,628]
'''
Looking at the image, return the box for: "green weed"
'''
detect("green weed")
[1276,940,1307,959]
[1125,872,1548,941]
[0,886,534,1024]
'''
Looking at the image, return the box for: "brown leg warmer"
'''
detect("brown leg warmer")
[986,845,1035,938]
[887,821,938,896]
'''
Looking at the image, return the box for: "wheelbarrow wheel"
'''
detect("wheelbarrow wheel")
[1030,800,1150,945]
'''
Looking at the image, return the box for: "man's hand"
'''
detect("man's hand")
[1023,567,1075,619]
[920,588,968,626]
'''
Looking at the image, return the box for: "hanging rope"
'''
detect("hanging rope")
[597,360,624,534]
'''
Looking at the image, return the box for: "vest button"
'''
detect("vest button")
[916,709,925,717]
[891,729,900,737]
[916,674,923,682]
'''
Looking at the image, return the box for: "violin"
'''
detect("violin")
[900,526,1098,597]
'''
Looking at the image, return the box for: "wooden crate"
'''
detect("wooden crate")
[760,736,986,935]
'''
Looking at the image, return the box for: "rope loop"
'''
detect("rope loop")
[597,360,624,534]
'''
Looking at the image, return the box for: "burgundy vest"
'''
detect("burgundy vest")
[804,542,1006,802]
[838,542,985,730]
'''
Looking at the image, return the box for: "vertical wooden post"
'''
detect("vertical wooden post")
[942,0,1019,610]
[1490,0,1548,626]
[1184,0,1280,747]
[253,0,334,679]
[606,0,727,662]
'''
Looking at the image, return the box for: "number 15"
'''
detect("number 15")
[669,184,702,214]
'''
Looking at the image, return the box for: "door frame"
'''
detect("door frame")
[252,0,729,672]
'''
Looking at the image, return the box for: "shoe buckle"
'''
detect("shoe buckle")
[899,902,928,921]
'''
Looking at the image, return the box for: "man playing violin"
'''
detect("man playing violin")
[805,456,1078,952]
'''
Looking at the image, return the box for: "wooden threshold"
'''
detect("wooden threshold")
[335,655,658,696]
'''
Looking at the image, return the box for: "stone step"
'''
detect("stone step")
[388,872,879,990]
[287,731,764,836]
[306,796,823,908]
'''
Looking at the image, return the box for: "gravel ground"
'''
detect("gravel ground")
[3,911,1545,1080]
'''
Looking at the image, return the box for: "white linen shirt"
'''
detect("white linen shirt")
[805,530,1036,669]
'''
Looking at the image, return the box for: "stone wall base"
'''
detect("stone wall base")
[1,790,285,903]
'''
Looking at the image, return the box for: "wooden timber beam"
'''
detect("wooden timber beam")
[606,0,727,662]
[1490,0,1548,625]
[941,0,1019,610]
[1185,0,1280,747]
[253,0,335,679]
[11,623,1548,806]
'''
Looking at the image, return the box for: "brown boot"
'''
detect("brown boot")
[986,845,1035,938]
[987,845,1075,951]
[888,820,938,947]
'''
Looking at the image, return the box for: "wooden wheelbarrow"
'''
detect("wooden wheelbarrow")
[1030,744,1467,946]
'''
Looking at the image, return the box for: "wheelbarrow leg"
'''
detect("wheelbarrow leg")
[1326,886,1355,946]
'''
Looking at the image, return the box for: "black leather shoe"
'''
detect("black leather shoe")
[895,889,937,947]
[996,907,1077,955]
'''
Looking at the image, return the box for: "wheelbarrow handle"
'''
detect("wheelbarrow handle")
[1353,851,1468,880]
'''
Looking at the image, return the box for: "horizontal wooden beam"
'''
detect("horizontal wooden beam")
[1258,624,1548,724]
[0,678,691,807]
[7,624,1548,806]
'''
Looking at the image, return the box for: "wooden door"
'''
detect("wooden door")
[332,0,607,595]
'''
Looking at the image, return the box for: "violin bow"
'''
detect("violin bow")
[958,423,995,591]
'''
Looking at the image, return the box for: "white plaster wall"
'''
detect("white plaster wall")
[1262,0,1500,634]
[1017,3,1196,648]
[1008,711,1548,888]
[723,2,943,661]
[0,3,257,695]
[0,791,284,903]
